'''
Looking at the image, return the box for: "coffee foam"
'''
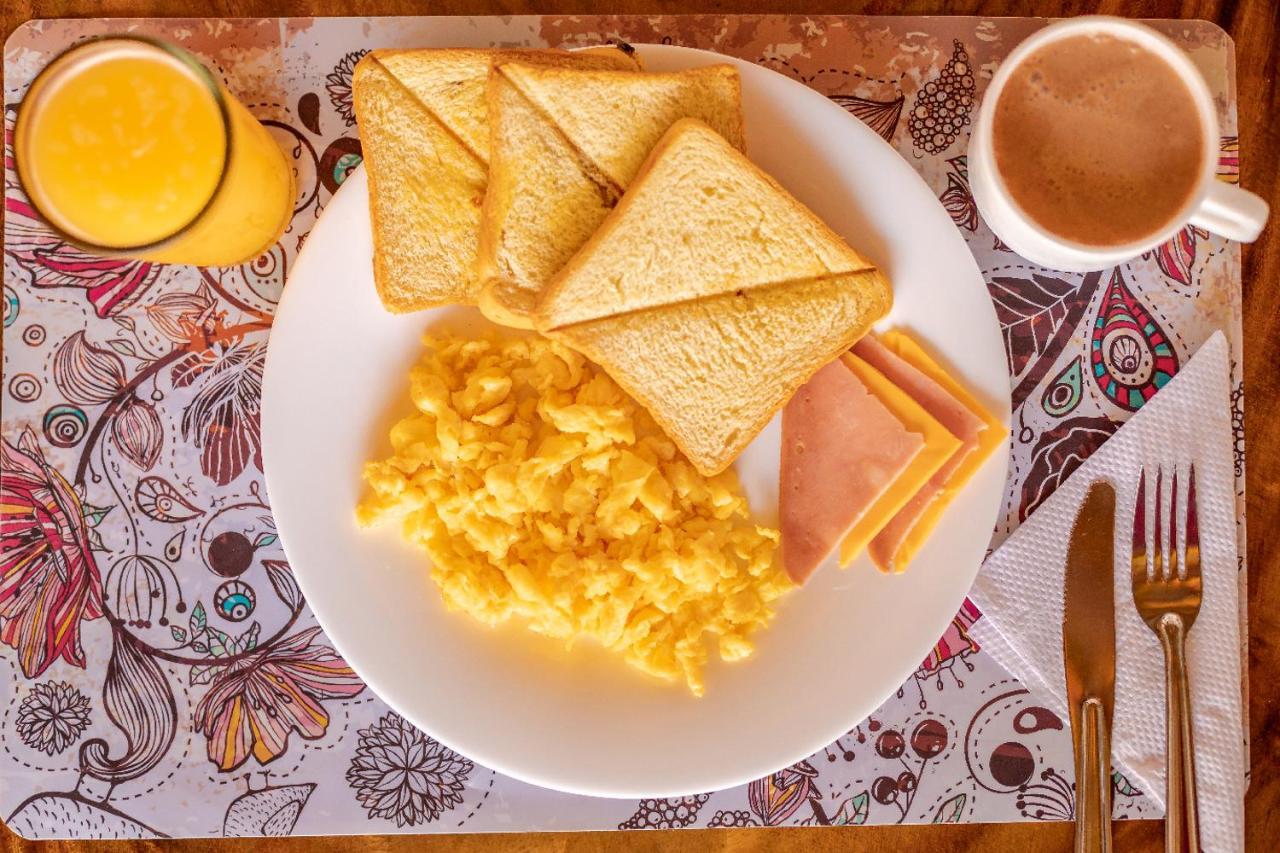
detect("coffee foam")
[992,33,1204,247]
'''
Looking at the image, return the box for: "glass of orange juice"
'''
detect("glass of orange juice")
[13,35,295,267]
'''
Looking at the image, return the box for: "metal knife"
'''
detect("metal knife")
[1063,480,1117,853]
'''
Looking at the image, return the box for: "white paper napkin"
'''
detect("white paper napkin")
[969,330,1243,852]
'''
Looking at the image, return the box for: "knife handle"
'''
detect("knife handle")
[1074,697,1113,853]
[1160,613,1200,853]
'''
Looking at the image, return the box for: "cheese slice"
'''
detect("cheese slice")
[780,360,926,585]
[838,354,961,567]
[855,332,1008,572]
[879,330,1007,483]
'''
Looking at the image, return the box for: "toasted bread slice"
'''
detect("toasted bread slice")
[353,57,487,313]
[542,119,890,475]
[552,274,887,476]
[536,118,880,330]
[353,47,637,313]
[477,65,743,328]
[475,70,617,328]
[500,62,743,189]
[368,49,501,166]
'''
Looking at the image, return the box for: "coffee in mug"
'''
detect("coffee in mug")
[992,33,1204,247]
[969,17,1268,272]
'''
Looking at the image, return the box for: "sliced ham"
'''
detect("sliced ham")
[852,335,986,572]
[779,359,924,585]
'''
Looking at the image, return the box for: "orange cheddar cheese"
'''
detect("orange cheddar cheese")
[837,354,961,567]
[854,332,1008,573]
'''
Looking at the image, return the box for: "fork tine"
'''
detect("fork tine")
[1132,469,1148,583]
[1153,468,1165,580]
[1185,464,1201,579]
[1169,468,1180,579]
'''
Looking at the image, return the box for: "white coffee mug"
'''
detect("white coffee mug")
[969,16,1269,272]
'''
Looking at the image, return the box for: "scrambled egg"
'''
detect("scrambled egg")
[357,333,789,695]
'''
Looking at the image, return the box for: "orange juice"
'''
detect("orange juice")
[14,37,295,266]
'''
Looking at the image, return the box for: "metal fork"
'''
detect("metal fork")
[1131,467,1202,853]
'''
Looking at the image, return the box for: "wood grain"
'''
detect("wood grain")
[2,1,1276,850]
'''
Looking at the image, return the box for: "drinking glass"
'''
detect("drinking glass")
[14,35,296,266]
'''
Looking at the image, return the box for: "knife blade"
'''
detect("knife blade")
[1063,480,1116,853]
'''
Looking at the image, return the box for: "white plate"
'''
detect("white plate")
[262,44,1009,799]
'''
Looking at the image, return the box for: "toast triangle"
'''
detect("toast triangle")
[353,56,489,312]
[535,118,883,330]
[551,271,889,476]
[477,66,744,328]
[353,47,638,313]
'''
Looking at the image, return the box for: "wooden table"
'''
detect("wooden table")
[2,1,1276,850]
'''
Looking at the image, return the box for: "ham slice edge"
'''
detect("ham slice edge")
[779,359,924,585]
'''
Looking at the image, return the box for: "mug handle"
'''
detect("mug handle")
[1189,182,1270,243]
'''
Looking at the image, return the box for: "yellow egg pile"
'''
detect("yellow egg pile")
[357,333,789,695]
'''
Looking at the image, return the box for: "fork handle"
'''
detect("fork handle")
[1159,613,1200,853]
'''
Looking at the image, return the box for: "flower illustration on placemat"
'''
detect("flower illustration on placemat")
[5,213,164,318]
[15,681,92,754]
[1016,767,1075,820]
[347,712,473,827]
[938,155,978,232]
[326,50,368,126]
[829,93,904,143]
[748,759,821,825]
[0,428,105,678]
[1145,225,1211,288]
[52,330,127,406]
[111,396,164,471]
[144,284,221,345]
[907,599,981,708]
[193,626,365,771]
[175,340,267,486]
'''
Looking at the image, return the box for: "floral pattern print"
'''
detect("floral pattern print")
[0,13,1241,840]
[749,760,820,825]
[1147,225,1211,287]
[325,50,367,127]
[144,284,220,344]
[347,712,473,827]
[52,331,128,406]
[15,681,91,754]
[176,341,267,487]
[194,626,365,771]
[4,185,164,318]
[0,429,104,678]
[110,396,164,470]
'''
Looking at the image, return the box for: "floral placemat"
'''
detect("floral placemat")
[2,15,1243,839]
